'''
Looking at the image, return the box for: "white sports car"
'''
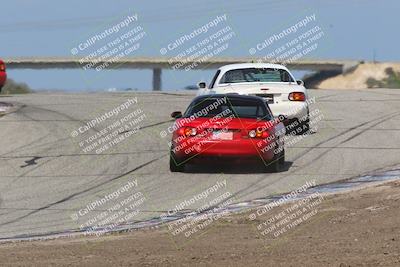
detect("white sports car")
[197,63,310,132]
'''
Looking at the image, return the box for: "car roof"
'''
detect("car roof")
[218,62,289,72]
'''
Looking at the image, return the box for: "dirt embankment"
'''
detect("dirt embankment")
[1,180,399,266]
[317,62,400,89]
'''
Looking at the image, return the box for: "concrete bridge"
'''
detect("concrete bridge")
[4,57,360,91]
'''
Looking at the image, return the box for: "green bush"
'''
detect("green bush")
[367,67,400,89]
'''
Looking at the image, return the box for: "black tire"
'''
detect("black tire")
[266,147,285,173]
[169,152,185,172]
[279,148,285,165]
[300,109,310,134]
[285,119,304,136]
[300,118,310,134]
[291,113,310,135]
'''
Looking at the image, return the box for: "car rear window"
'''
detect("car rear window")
[184,97,271,120]
[219,68,294,83]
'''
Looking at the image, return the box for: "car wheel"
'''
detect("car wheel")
[300,118,310,133]
[279,148,285,165]
[169,152,185,172]
[299,109,310,134]
[266,147,285,173]
[290,116,309,135]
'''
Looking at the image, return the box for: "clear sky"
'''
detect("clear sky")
[1,0,398,91]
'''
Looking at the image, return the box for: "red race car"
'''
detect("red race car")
[0,59,7,93]
[169,94,286,172]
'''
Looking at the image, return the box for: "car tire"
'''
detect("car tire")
[299,109,310,134]
[279,148,285,166]
[266,147,285,173]
[300,118,310,133]
[290,116,309,136]
[169,152,185,172]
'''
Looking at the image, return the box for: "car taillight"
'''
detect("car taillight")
[288,92,305,101]
[178,127,197,137]
[0,63,5,72]
[248,128,269,138]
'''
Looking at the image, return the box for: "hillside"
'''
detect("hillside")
[316,62,400,89]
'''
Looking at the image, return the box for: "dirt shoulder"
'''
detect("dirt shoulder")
[1,181,399,267]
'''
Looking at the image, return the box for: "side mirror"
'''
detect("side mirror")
[171,111,182,119]
[198,81,207,89]
[296,80,304,86]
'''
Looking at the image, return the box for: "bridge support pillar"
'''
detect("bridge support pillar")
[152,68,162,91]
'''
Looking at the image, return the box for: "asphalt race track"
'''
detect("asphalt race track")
[0,89,399,240]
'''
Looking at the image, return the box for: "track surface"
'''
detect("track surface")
[0,89,399,240]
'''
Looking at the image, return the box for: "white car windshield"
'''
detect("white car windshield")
[219,68,294,84]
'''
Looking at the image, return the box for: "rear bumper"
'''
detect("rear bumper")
[172,139,276,162]
[269,101,308,120]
